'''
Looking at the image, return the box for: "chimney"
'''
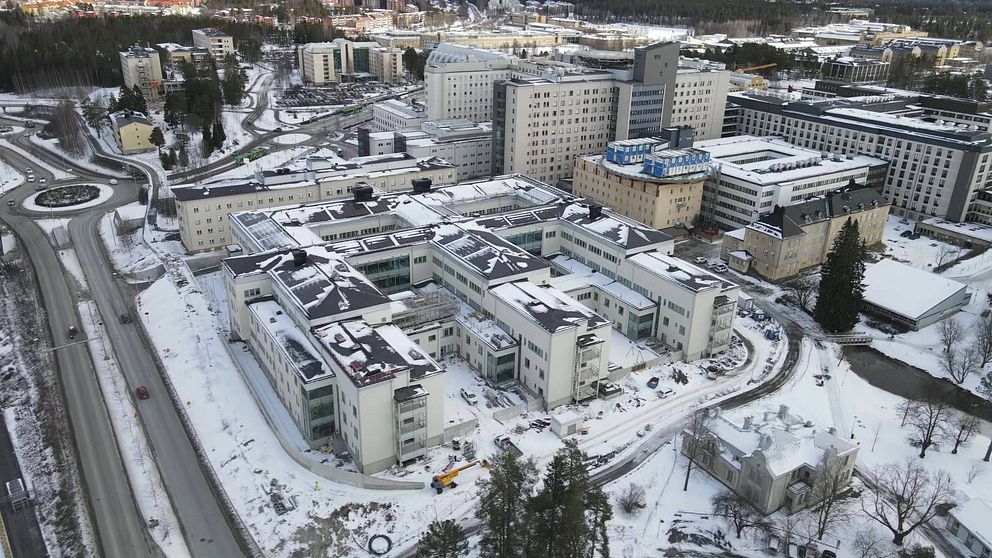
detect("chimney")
[353,183,374,202]
[778,404,789,420]
[759,433,773,450]
[588,203,603,220]
[291,249,307,267]
[411,177,432,194]
[743,416,753,431]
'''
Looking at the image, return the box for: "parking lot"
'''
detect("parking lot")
[277,83,398,108]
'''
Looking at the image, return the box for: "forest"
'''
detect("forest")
[0,13,335,91]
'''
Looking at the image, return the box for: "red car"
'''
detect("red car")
[136,386,150,400]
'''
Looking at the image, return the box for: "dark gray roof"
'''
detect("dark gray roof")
[752,185,889,239]
[433,225,549,280]
[172,181,275,201]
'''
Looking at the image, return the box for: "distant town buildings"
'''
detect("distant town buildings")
[298,39,403,84]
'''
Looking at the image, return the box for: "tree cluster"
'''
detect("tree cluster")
[922,73,989,101]
[403,47,429,81]
[418,441,613,558]
[568,0,804,36]
[110,85,148,115]
[814,219,868,332]
[692,44,820,76]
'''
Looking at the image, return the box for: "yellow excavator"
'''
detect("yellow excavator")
[431,460,489,494]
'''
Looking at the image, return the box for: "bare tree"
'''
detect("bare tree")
[943,413,980,454]
[783,275,817,311]
[710,490,765,538]
[861,459,955,545]
[937,318,963,354]
[616,483,646,514]
[974,313,992,367]
[681,408,711,492]
[903,396,951,458]
[967,462,985,484]
[942,346,980,385]
[896,400,914,427]
[851,526,887,558]
[808,455,852,540]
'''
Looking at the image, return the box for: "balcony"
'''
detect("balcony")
[398,418,426,436]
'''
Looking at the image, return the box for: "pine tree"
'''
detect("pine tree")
[416,520,468,558]
[150,126,166,153]
[168,147,178,166]
[201,123,213,157]
[178,142,189,166]
[211,119,226,149]
[131,84,148,114]
[586,488,612,558]
[160,150,173,169]
[814,218,868,332]
[476,452,537,558]
[525,440,604,558]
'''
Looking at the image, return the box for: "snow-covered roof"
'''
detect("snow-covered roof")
[433,224,549,281]
[628,251,736,293]
[549,255,653,310]
[921,217,992,245]
[312,320,441,386]
[862,259,967,320]
[950,498,992,550]
[492,281,610,333]
[248,299,331,382]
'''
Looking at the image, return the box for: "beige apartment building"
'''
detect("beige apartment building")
[371,46,404,83]
[119,46,163,101]
[173,154,456,251]
[109,111,155,154]
[192,28,234,63]
[572,137,709,230]
[672,62,731,141]
[722,186,889,281]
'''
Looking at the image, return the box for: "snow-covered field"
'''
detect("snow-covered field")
[0,156,25,194]
[97,205,163,276]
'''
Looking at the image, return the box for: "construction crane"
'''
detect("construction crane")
[737,63,778,73]
[431,460,487,494]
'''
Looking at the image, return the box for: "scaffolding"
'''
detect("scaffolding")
[392,289,460,331]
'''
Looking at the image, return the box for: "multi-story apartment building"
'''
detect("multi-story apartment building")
[119,46,163,102]
[821,57,889,84]
[682,405,859,515]
[370,99,428,132]
[731,92,992,222]
[370,46,404,83]
[425,44,517,122]
[172,153,456,251]
[359,120,492,181]
[157,43,211,70]
[298,39,392,84]
[694,135,888,230]
[572,132,710,230]
[722,186,889,280]
[191,28,234,63]
[109,111,155,154]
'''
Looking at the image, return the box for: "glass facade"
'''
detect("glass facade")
[627,311,655,340]
[305,384,334,440]
[487,352,516,384]
[504,230,543,255]
[356,255,410,294]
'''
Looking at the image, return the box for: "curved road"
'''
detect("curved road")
[1,124,245,557]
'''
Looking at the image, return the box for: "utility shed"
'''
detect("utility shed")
[551,409,584,438]
[861,258,970,330]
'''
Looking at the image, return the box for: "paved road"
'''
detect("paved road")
[69,212,244,558]
[2,125,246,557]
[0,410,48,558]
[0,148,154,557]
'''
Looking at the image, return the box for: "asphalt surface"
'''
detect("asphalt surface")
[1,122,245,557]
[0,145,154,557]
[0,410,47,558]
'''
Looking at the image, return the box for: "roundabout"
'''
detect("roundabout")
[22,182,114,213]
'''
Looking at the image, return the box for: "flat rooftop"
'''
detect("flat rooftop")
[312,320,442,387]
[493,281,611,334]
[628,251,736,293]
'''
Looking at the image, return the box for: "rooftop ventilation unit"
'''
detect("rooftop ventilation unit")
[292,249,307,267]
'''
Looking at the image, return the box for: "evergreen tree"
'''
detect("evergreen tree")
[476,452,537,558]
[524,440,608,558]
[416,520,468,558]
[221,55,247,106]
[131,84,148,114]
[168,147,178,166]
[201,123,213,157]
[150,126,166,152]
[814,218,868,332]
[211,119,226,149]
[80,97,105,129]
[178,142,189,166]
[160,150,173,169]
[163,92,186,127]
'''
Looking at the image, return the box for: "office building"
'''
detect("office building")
[119,46,163,102]
[370,99,429,132]
[572,132,710,231]
[191,28,234,63]
[672,59,731,140]
[172,153,456,251]
[298,39,387,84]
[425,44,517,122]
[730,92,992,222]
[370,46,404,83]
[359,120,492,181]
[821,57,889,84]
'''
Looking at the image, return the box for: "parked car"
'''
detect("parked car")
[692,257,708,265]
[39,178,46,184]
[136,386,150,400]
[909,233,921,239]
[646,376,660,389]
[657,387,675,399]
[6,200,14,207]
[460,387,478,405]
[712,264,728,273]
[67,326,78,339]
[119,313,132,324]
[900,230,913,238]
[109,179,118,185]
[820,551,837,558]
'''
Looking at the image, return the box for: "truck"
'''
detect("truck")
[493,435,523,458]
[431,460,487,494]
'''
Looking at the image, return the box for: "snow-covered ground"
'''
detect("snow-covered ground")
[97,204,162,276]
[272,133,311,145]
[78,300,190,558]
[883,217,965,271]
[28,133,128,178]
[201,147,312,182]
[0,156,25,194]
